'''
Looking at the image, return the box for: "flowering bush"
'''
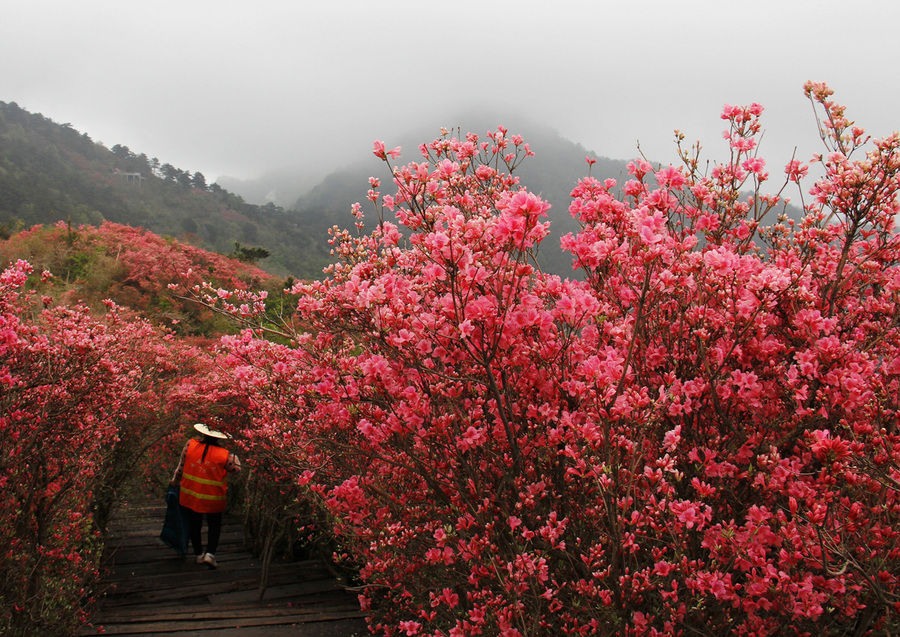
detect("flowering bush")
[0,260,202,635]
[197,84,900,635]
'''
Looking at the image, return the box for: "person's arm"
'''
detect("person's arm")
[225,452,242,475]
[170,442,189,486]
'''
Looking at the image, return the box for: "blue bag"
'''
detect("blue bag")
[159,486,189,556]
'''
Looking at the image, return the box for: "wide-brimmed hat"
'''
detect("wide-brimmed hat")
[193,423,230,439]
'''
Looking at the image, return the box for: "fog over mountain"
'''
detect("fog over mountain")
[217,108,606,208]
[2,1,898,198]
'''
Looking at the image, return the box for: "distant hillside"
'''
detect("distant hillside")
[0,101,333,279]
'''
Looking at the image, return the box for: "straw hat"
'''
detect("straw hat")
[193,423,230,439]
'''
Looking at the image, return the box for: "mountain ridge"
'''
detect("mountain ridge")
[0,100,638,279]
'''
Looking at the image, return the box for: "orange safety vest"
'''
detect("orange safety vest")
[179,438,230,513]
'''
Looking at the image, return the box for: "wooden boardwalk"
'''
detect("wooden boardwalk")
[80,497,368,636]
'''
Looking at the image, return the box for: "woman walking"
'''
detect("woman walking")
[170,423,242,568]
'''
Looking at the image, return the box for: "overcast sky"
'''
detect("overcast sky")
[2,0,898,188]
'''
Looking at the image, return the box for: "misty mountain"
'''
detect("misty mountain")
[0,100,640,280]
[216,169,322,209]
[286,113,636,276]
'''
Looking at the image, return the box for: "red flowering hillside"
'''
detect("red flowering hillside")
[0,221,283,336]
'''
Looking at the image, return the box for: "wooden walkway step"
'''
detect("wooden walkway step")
[80,497,367,636]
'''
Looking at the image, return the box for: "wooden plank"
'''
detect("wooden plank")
[101,557,329,588]
[208,578,353,605]
[88,611,367,634]
[105,545,248,568]
[105,559,332,588]
[104,525,244,543]
[92,601,363,622]
[99,574,348,608]
[83,616,368,636]
[103,552,254,576]
[108,529,245,550]
[114,585,357,616]
[102,563,272,593]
